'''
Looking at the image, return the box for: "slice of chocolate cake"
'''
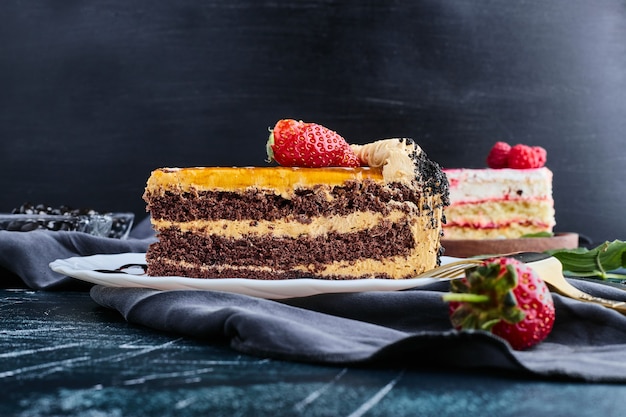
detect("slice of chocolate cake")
[143,138,449,280]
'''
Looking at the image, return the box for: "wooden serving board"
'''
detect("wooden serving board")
[441,232,579,258]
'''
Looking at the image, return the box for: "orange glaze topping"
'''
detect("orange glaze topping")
[147,166,385,194]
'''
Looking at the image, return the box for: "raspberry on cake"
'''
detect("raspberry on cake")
[143,122,449,280]
[443,142,555,240]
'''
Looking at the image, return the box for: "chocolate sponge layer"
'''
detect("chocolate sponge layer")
[146,220,415,280]
[146,180,427,223]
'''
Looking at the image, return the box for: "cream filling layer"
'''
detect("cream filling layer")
[444,200,555,229]
[152,210,413,239]
[443,224,551,240]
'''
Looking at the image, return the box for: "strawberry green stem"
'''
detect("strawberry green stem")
[481,318,502,330]
[442,293,490,303]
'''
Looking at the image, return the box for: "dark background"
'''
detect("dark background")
[1,0,625,245]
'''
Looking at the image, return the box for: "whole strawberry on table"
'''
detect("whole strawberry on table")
[443,257,556,351]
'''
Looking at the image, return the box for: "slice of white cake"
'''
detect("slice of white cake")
[443,168,555,239]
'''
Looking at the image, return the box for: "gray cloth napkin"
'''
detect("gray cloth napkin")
[0,217,154,290]
[4,219,626,382]
[91,278,626,383]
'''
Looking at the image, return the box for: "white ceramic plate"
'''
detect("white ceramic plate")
[50,253,456,299]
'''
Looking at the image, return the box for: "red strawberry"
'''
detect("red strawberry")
[338,151,361,167]
[266,119,361,168]
[486,141,511,168]
[443,257,555,351]
[508,144,547,169]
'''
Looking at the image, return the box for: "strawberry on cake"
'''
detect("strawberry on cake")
[143,119,449,280]
[443,142,556,240]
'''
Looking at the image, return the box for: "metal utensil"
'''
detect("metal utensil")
[420,253,626,314]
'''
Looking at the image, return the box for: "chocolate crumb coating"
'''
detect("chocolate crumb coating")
[404,138,450,206]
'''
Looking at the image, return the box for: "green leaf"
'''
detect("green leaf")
[521,231,554,238]
[546,240,626,280]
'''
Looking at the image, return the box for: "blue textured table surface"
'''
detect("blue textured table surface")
[1,288,626,417]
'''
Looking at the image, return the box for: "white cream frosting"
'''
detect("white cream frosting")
[351,139,421,185]
[443,168,553,204]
